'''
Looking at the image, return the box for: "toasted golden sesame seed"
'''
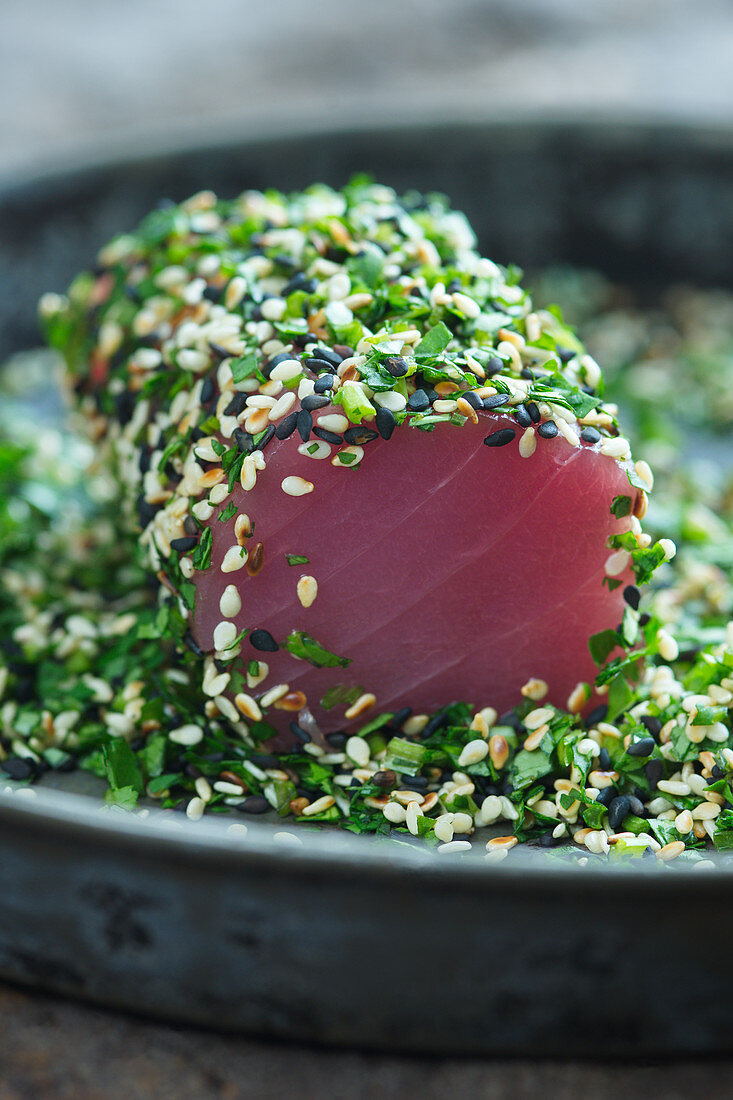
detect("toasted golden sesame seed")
[392,789,425,807]
[521,677,548,701]
[675,810,693,834]
[235,692,263,721]
[455,396,479,424]
[523,726,548,751]
[657,840,686,862]
[567,681,590,713]
[344,692,376,720]
[301,795,336,817]
[234,513,251,544]
[489,733,510,770]
[485,835,518,852]
[273,690,308,712]
[281,476,314,497]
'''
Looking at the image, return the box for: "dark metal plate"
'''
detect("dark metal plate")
[1,117,733,1055]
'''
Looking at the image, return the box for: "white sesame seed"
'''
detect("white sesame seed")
[221,545,247,572]
[434,814,454,843]
[269,391,297,420]
[260,298,286,321]
[452,292,481,319]
[178,348,210,373]
[259,683,289,708]
[327,272,351,300]
[269,359,303,383]
[346,735,370,768]
[383,801,406,824]
[186,797,206,821]
[634,460,654,491]
[297,575,318,607]
[281,476,314,497]
[297,441,332,460]
[195,776,213,802]
[297,377,315,399]
[316,413,349,434]
[451,812,474,834]
[405,801,423,835]
[657,840,686,862]
[169,724,204,746]
[521,678,548,701]
[605,549,631,576]
[332,445,364,468]
[657,779,691,797]
[373,391,407,412]
[657,629,679,662]
[476,795,502,826]
[246,661,268,689]
[659,538,677,561]
[600,436,631,460]
[691,802,721,820]
[433,400,458,414]
[437,841,472,854]
[524,707,553,730]
[208,483,229,505]
[219,584,242,619]
[457,739,489,767]
[213,620,238,651]
[403,715,429,736]
[518,426,537,458]
[675,810,693,834]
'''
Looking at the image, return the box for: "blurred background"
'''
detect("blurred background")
[3,0,733,175]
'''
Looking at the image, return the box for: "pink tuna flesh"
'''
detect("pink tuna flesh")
[191,412,638,735]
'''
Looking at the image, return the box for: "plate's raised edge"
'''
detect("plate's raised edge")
[1,786,732,892]
[3,109,733,203]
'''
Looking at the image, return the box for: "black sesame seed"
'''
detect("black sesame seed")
[203,284,222,303]
[482,393,509,409]
[184,631,204,657]
[623,585,641,610]
[249,629,279,653]
[183,515,198,536]
[257,425,276,450]
[309,347,343,368]
[526,401,541,423]
[384,356,409,377]
[200,376,217,405]
[310,426,342,445]
[608,795,630,832]
[485,356,504,377]
[580,427,601,445]
[237,796,269,815]
[639,716,661,738]
[645,758,663,789]
[627,795,645,816]
[251,753,279,768]
[2,757,34,781]
[598,747,611,771]
[711,765,725,780]
[326,731,347,749]
[170,536,198,553]
[401,776,429,791]
[376,406,396,440]
[301,394,330,412]
[639,613,651,627]
[483,428,515,448]
[538,421,558,439]
[296,409,312,442]
[137,497,158,527]
[284,273,317,296]
[585,704,608,728]
[289,722,312,744]
[392,706,412,728]
[293,331,320,349]
[515,404,532,428]
[209,342,231,360]
[521,367,535,381]
[627,737,656,758]
[313,375,334,394]
[344,427,379,445]
[224,392,247,417]
[407,389,430,412]
[275,412,298,440]
[138,448,151,475]
[114,390,136,425]
[461,391,483,410]
[424,712,449,737]
[557,346,575,363]
[595,786,615,808]
[233,427,255,453]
